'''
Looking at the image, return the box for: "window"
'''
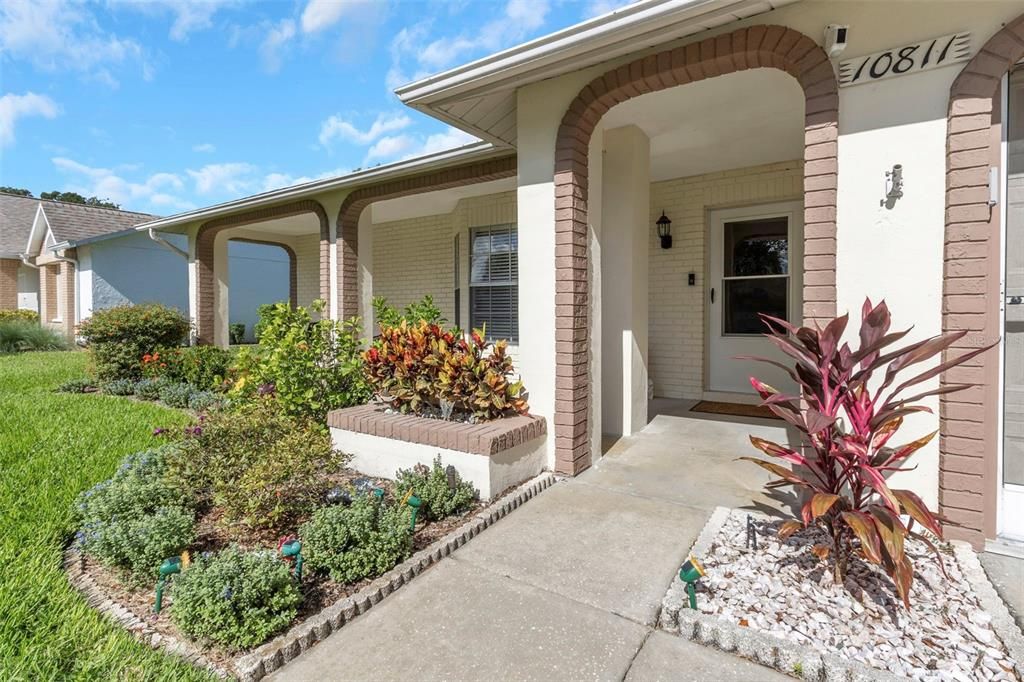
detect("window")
[721,217,789,335]
[453,233,461,329]
[470,224,518,342]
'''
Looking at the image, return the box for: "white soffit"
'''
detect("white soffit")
[397,0,802,147]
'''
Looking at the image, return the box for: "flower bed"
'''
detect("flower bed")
[66,473,556,681]
[662,509,1024,681]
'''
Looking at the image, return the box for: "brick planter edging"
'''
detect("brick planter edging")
[659,507,1024,682]
[327,404,546,457]
[64,472,558,681]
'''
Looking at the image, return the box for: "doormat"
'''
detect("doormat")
[690,400,779,420]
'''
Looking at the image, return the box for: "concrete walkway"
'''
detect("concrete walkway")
[272,401,792,681]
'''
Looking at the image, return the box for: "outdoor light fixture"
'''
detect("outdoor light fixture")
[279,537,303,582]
[678,554,706,610]
[656,211,672,249]
[403,489,422,532]
[154,555,183,613]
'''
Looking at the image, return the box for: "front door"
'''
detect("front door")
[1000,68,1024,541]
[707,201,803,397]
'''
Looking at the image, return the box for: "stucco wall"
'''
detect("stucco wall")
[87,232,189,316]
[648,160,804,400]
[227,241,290,342]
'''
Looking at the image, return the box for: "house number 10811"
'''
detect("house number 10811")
[838,32,972,87]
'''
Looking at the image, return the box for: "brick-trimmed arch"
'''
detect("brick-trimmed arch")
[553,24,839,475]
[335,156,517,319]
[196,199,327,345]
[942,15,1024,547]
[229,237,298,309]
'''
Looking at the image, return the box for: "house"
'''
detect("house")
[136,0,1024,550]
[1,192,290,341]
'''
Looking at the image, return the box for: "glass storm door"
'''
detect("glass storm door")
[707,201,803,396]
[1001,68,1024,540]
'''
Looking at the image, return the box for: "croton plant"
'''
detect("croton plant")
[363,320,528,421]
[741,299,994,606]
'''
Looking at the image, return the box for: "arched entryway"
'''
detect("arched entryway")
[942,14,1024,546]
[196,200,327,345]
[551,24,839,475]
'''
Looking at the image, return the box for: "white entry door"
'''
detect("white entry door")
[707,201,803,397]
[1000,68,1024,541]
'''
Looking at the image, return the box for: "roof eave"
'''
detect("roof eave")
[136,141,508,233]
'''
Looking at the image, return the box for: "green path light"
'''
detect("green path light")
[280,539,303,582]
[154,556,182,613]
[405,493,422,532]
[679,555,706,610]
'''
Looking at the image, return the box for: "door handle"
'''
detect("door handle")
[710,287,715,304]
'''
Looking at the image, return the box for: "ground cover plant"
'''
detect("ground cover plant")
[142,345,234,390]
[741,299,995,606]
[78,303,190,381]
[365,320,528,421]
[395,456,478,522]
[0,351,206,680]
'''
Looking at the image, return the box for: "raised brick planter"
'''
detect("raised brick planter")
[327,404,547,499]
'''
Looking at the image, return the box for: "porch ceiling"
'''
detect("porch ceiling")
[397,0,803,148]
[223,212,321,237]
[601,67,805,181]
[370,177,516,224]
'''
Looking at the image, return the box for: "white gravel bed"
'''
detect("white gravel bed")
[693,510,1020,681]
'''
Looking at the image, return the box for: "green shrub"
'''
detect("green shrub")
[142,345,234,390]
[56,377,94,393]
[0,320,68,353]
[166,398,346,532]
[372,294,446,329]
[300,495,411,583]
[134,377,172,401]
[101,378,137,396]
[74,448,194,581]
[229,323,246,345]
[187,390,225,413]
[159,383,197,409]
[78,304,190,381]
[0,308,40,323]
[169,546,301,650]
[394,456,478,522]
[230,300,370,421]
[365,321,528,421]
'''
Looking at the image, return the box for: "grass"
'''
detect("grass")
[0,351,213,681]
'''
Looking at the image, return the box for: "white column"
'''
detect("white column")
[601,125,650,437]
[358,209,374,337]
[187,225,198,343]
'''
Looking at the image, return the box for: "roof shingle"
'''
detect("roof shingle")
[0,193,39,256]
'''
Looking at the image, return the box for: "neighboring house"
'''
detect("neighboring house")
[1,192,289,341]
[124,1,1024,549]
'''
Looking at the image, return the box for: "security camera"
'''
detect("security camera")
[824,24,849,59]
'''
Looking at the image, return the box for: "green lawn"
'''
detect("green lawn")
[0,351,212,681]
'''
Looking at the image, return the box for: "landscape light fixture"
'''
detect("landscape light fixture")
[678,554,706,610]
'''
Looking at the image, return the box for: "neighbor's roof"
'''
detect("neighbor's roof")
[0,193,39,257]
[396,0,800,147]
[41,200,157,246]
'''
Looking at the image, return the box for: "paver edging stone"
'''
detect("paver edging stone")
[659,506,1024,682]
[64,472,558,681]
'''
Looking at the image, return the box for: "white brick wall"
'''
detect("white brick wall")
[648,161,804,399]
[292,233,320,309]
[371,191,517,327]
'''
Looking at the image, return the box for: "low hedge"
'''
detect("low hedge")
[0,309,40,323]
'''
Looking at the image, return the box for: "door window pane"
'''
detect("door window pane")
[724,218,789,276]
[723,277,787,334]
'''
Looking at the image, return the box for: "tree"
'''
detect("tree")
[0,187,33,197]
[39,191,120,209]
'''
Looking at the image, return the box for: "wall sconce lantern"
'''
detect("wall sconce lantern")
[656,210,672,249]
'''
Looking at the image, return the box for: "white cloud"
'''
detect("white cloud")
[109,0,236,41]
[0,0,149,84]
[583,0,633,18]
[261,168,346,192]
[388,0,549,90]
[187,162,259,196]
[260,18,296,73]
[192,143,216,153]
[364,135,415,162]
[363,127,478,164]
[300,0,373,34]
[51,157,191,212]
[319,112,412,147]
[0,92,59,147]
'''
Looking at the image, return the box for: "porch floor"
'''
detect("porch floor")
[271,401,792,681]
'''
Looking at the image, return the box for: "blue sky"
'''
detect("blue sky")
[0,0,624,216]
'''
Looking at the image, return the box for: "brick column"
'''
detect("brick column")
[58,261,76,339]
[0,259,19,310]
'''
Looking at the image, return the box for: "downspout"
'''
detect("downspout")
[147,227,189,259]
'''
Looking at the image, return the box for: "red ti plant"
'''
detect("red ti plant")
[740,299,995,606]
